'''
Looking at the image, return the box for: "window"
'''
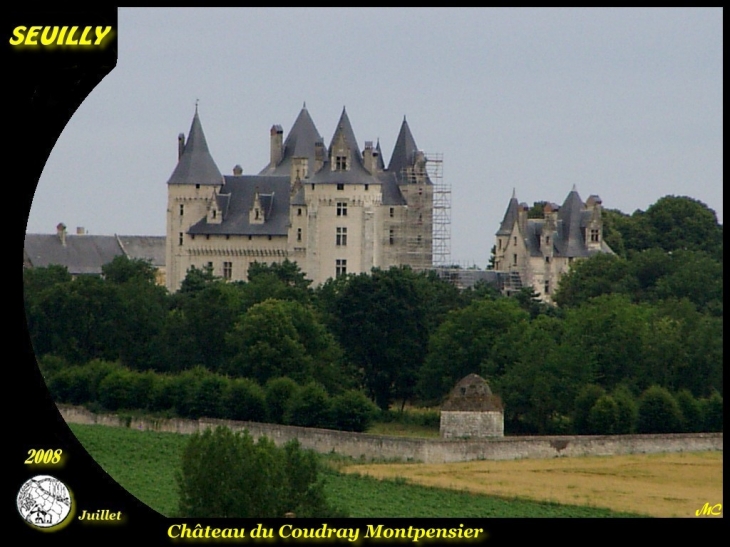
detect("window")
[311,183,315,191]
[337,202,347,217]
[513,254,518,266]
[179,204,184,216]
[335,156,347,170]
[336,259,347,277]
[498,239,502,250]
[212,209,217,219]
[223,261,232,280]
[389,229,394,245]
[545,256,551,264]
[191,234,195,240]
[513,236,517,245]
[297,208,302,216]
[364,184,369,191]
[268,235,272,241]
[418,187,423,196]
[544,280,550,295]
[417,234,422,245]
[297,228,302,242]
[207,261,213,271]
[336,227,347,246]
[225,234,229,240]
[336,183,344,191]
[418,213,422,223]
[545,235,550,245]
[248,235,252,241]
[178,232,183,246]
[389,207,394,218]
[590,229,600,242]
[255,209,260,220]
[195,184,200,189]
[206,235,210,240]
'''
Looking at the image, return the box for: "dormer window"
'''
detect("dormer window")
[590,229,600,242]
[212,209,217,219]
[335,155,348,171]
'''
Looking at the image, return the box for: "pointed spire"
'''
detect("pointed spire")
[167,108,224,186]
[375,139,386,171]
[571,183,578,192]
[559,187,585,256]
[259,105,326,175]
[388,117,419,175]
[328,106,362,161]
[303,101,307,110]
[497,190,520,235]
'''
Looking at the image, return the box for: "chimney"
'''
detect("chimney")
[270,125,283,167]
[76,227,86,235]
[56,223,67,246]
[314,141,325,172]
[363,141,377,174]
[178,133,185,160]
[518,203,529,235]
[233,164,243,176]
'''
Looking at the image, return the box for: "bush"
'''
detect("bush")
[223,378,267,422]
[47,366,92,405]
[612,385,637,434]
[330,390,379,432]
[265,377,300,424]
[675,390,702,433]
[636,386,683,434]
[573,385,606,434]
[285,382,331,428]
[176,426,343,518]
[587,395,619,435]
[701,391,723,432]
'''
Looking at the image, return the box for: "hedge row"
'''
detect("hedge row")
[41,356,378,432]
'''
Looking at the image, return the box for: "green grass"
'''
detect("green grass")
[69,423,643,518]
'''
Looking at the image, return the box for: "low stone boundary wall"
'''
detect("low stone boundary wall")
[58,405,722,464]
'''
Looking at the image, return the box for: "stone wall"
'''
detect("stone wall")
[440,411,504,438]
[58,405,722,464]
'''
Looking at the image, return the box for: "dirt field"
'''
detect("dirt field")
[341,451,723,517]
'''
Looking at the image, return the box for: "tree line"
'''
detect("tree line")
[25,195,722,435]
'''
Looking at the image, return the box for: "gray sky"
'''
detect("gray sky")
[27,8,723,267]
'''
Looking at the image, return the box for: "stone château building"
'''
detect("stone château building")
[166,105,434,291]
[493,187,614,302]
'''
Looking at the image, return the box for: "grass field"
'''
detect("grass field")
[67,423,721,518]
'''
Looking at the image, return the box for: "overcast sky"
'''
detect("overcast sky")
[27,8,723,267]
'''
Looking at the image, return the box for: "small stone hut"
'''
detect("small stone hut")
[439,374,504,438]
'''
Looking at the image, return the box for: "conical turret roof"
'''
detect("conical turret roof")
[167,108,224,186]
[388,116,419,175]
[329,107,362,163]
[497,189,520,235]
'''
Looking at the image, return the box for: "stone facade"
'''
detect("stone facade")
[165,105,434,291]
[439,374,504,438]
[493,187,614,302]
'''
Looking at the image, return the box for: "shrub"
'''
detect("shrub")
[223,378,267,422]
[636,386,683,434]
[675,390,702,433]
[701,391,723,433]
[285,382,331,428]
[612,385,637,434]
[264,377,299,424]
[573,385,606,434]
[330,390,379,432]
[176,426,343,518]
[587,395,619,435]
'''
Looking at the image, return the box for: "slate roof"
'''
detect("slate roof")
[167,108,224,186]
[24,233,166,275]
[499,188,614,259]
[117,236,166,268]
[188,175,291,236]
[259,106,327,177]
[388,117,418,176]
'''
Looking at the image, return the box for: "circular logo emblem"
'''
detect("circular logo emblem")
[17,475,72,529]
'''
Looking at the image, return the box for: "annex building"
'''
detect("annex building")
[166,105,438,291]
[493,187,614,302]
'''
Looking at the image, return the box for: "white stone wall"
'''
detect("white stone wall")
[440,411,504,438]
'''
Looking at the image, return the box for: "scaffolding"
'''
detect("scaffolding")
[428,152,450,267]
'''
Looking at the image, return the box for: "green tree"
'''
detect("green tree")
[176,426,341,518]
[587,395,619,435]
[573,385,606,435]
[418,298,529,404]
[636,386,683,434]
[331,267,431,410]
[101,255,158,285]
[552,253,634,308]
